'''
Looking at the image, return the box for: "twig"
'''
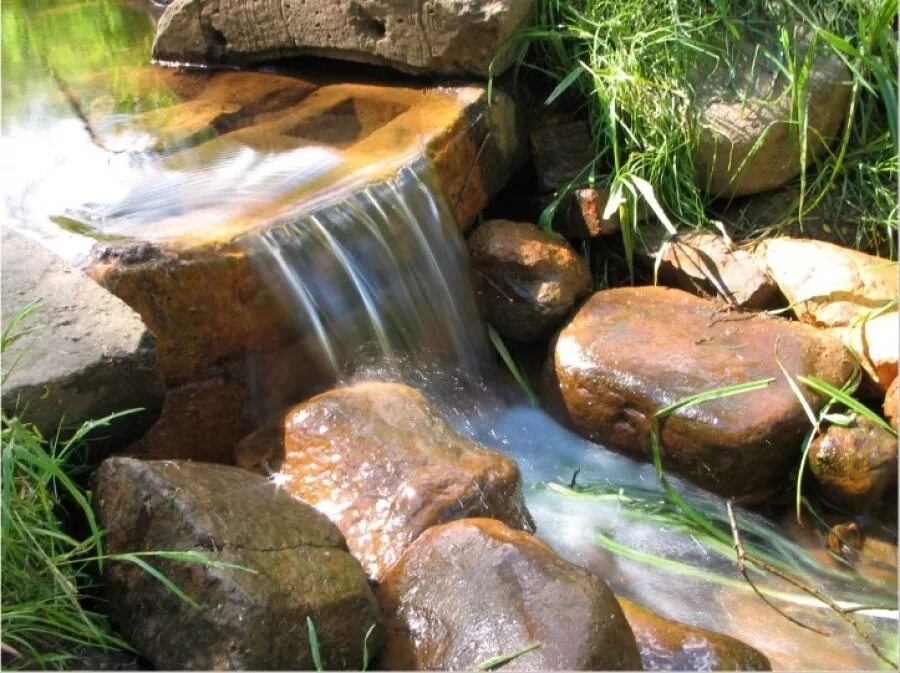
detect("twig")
[727,501,897,668]
[727,500,827,634]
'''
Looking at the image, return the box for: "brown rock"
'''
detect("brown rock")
[468,219,592,342]
[376,518,642,671]
[551,187,621,239]
[884,377,898,431]
[152,0,532,77]
[655,232,780,309]
[758,238,898,328]
[545,286,855,500]
[695,38,850,197]
[529,118,595,193]
[617,597,770,671]
[93,457,382,670]
[808,416,898,512]
[235,382,534,580]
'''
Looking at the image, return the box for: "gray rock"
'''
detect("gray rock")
[93,457,383,670]
[695,37,851,197]
[152,0,533,77]
[1,228,164,450]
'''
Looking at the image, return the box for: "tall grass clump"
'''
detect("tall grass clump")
[512,0,897,263]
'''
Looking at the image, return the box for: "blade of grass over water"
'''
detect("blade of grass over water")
[488,325,539,407]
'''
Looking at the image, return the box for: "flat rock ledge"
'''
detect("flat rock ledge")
[544,286,855,501]
[235,381,535,581]
[93,457,383,670]
[1,228,164,450]
[152,0,533,77]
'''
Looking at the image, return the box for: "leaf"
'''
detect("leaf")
[544,64,584,105]
[307,616,324,672]
[630,176,677,235]
[797,375,896,436]
[488,325,538,408]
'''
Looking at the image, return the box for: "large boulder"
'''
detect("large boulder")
[0,229,164,450]
[376,518,642,670]
[695,39,850,197]
[93,457,382,670]
[152,0,533,77]
[544,286,855,500]
[468,219,592,342]
[235,382,534,580]
[617,597,770,671]
[808,416,897,512]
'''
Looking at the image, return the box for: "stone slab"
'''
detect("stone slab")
[1,228,164,448]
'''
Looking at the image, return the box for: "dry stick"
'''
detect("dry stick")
[48,66,122,155]
[726,501,898,668]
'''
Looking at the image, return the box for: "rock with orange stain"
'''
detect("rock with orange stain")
[234,382,534,581]
[375,518,642,671]
[617,597,770,671]
[468,219,591,342]
[544,286,855,500]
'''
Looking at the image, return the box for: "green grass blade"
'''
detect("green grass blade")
[474,642,541,671]
[797,375,897,436]
[307,616,324,672]
[487,325,539,408]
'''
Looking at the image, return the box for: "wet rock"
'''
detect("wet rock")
[0,229,164,451]
[808,416,898,512]
[376,518,642,670]
[93,457,382,670]
[152,0,532,77]
[884,377,898,431]
[545,286,855,500]
[757,238,897,328]
[695,40,850,197]
[468,220,592,342]
[654,232,780,310]
[235,382,534,580]
[617,597,770,671]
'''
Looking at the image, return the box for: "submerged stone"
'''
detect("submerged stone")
[0,229,164,450]
[808,416,898,512]
[544,286,855,500]
[617,597,770,671]
[235,382,534,581]
[375,518,642,671]
[93,457,382,670]
[468,219,592,342]
[152,0,532,77]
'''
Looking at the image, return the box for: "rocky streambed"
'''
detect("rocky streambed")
[1,0,897,671]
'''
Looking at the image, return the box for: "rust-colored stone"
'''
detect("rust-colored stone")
[468,219,591,342]
[376,518,642,671]
[617,597,770,671]
[884,377,898,431]
[545,286,855,500]
[235,382,534,581]
[809,416,898,512]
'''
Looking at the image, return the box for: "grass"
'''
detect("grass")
[502,0,898,273]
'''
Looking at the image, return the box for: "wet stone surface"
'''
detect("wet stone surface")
[545,286,856,500]
[235,381,535,581]
[376,518,643,671]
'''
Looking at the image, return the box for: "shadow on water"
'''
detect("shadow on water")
[2,0,897,670]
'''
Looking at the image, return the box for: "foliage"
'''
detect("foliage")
[508,0,898,269]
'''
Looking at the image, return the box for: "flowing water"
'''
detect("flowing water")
[2,0,897,669]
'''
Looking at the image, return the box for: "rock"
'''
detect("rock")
[468,220,592,342]
[545,286,855,500]
[695,39,850,197]
[546,187,621,239]
[828,312,899,394]
[808,416,898,512]
[235,382,534,580]
[375,518,642,670]
[654,232,780,309]
[884,377,898,431]
[529,118,595,193]
[93,457,382,670]
[758,238,898,328]
[0,229,164,450]
[152,0,532,77]
[617,597,770,671]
